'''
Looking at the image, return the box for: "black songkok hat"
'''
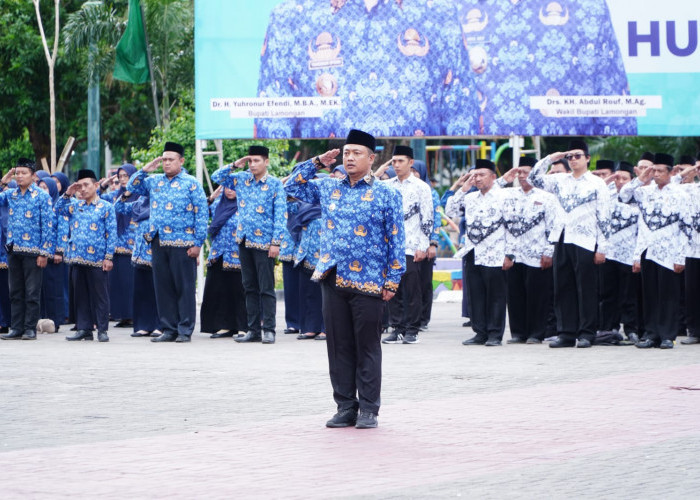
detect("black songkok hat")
[475,159,496,172]
[518,156,537,168]
[248,145,270,157]
[654,153,674,167]
[568,139,589,155]
[595,159,615,171]
[163,141,185,157]
[392,145,414,158]
[617,161,635,176]
[16,157,36,171]
[345,129,376,152]
[640,151,655,162]
[679,155,696,165]
[77,169,97,181]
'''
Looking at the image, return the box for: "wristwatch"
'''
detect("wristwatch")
[313,156,325,168]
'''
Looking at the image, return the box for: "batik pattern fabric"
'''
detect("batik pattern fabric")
[102,190,137,255]
[294,217,323,272]
[0,184,54,257]
[285,159,405,296]
[606,189,639,266]
[528,157,610,254]
[278,201,298,262]
[208,209,242,270]
[446,187,510,267]
[114,199,153,268]
[501,186,563,268]
[256,0,479,138]
[126,170,208,248]
[384,175,434,255]
[211,168,287,251]
[430,189,441,245]
[620,178,690,271]
[678,183,700,259]
[55,197,117,267]
[458,0,635,135]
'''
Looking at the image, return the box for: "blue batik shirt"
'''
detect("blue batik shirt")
[285,159,406,297]
[431,188,441,245]
[294,217,323,272]
[55,196,117,267]
[0,184,54,257]
[207,200,242,270]
[279,201,299,262]
[126,169,209,248]
[102,190,137,255]
[211,168,287,251]
[459,0,635,135]
[114,199,153,268]
[256,0,479,138]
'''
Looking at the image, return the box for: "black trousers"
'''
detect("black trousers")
[640,253,683,342]
[8,253,43,332]
[282,261,301,330]
[461,257,471,319]
[72,265,110,332]
[599,260,639,334]
[686,257,700,338]
[388,255,422,336]
[419,257,435,327]
[507,263,554,341]
[0,268,10,327]
[133,266,160,333]
[298,268,324,334]
[321,270,383,414]
[151,237,197,338]
[464,250,507,341]
[109,253,134,320]
[553,240,599,342]
[239,243,276,334]
[200,258,247,333]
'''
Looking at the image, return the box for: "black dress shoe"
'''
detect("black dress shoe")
[549,337,576,348]
[485,339,502,346]
[659,339,674,349]
[355,410,378,429]
[462,320,472,327]
[97,331,109,342]
[681,336,700,345]
[210,331,234,338]
[114,320,133,328]
[627,332,640,344]
[506,337,526,344]
[283,328,299,334]
[1,329,24,340]
[66,330,94,341]
[151,334,177,343]
[262,331,276,344]
[462,336,486,346]
[0,326,8,334]
[325,409,358,428]
[526,338,543,344]
[577,339,592,348]
[635,339,656,349]
[175,335,191,343]
[22,330,37,340]
[235,331,262,343]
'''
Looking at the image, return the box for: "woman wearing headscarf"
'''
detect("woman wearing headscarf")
[51,171,71,324]
[103,163,137,327]
[37,177,66,332]
[200,186,247,337]
[114,192,160,336]
[0,180,15,333]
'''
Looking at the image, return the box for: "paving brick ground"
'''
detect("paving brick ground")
[1,301,699,498]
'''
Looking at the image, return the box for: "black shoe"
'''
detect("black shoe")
[325,409,358,428]
[635,339,656,349]
[627,332,640,344]
[355,410,378,429]
[235,331,262,343]
[526,338,543,344]
[97,331,109,342]
[506,337,526,344]
[130,331,151,337]
[210,331,234,338]
[462,320,472,327]
[1,329,24,340]
[22,330,37,340]
[175,335,191,343]
[66,330,94,341]
[151,334,177,343]
[402,333,419,344]
[549,337,576,348]
[70,325,78,331]
[577,339,592,348]
[0,326,8,334]
[262,331,275,344]
[462,336,486,346]
[283,328,299,334]
[681,336,700,345]
[485,339,502,346]
[114,319,133,328]
[382,331,404,344]
[659,339,674,349]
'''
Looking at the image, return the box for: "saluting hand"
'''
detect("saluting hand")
[143,157,163,173]
[233,156,252,169]
[547,151,568,163]
[317,149,341,168]
[64,182,80,197]
[500,167,519,184]
[1,168,15,184]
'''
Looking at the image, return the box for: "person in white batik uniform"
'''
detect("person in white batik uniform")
[527,139,610,349]
[446,159,512,346]
[619,153,690,349]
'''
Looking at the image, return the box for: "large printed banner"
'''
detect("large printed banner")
[195,0,700,139]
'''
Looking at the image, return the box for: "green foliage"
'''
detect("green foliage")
[589,136,700,163]
[0,132,34,173]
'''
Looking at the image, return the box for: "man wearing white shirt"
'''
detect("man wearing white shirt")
[527,140,610,348]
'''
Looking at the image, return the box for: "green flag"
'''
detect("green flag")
[114,0,149,84]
